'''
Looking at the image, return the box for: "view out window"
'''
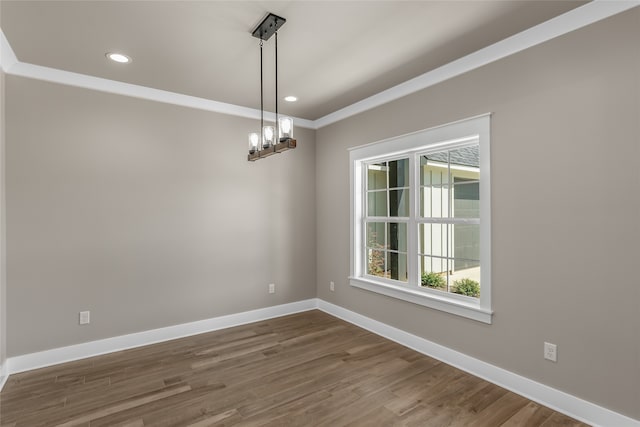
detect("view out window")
[366,159,409,281]
[349,115,492,323]
[419,146,480,297]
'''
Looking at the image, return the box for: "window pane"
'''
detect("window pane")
[366,222,386,249]
[420,155,449,185]
[420,256,449,290]
[450,266,481,298]
[389,189,409,217]
[448,145,479,170]
[453,223,480,267]
[420,153,449,218]
[453,179,480,218]
[388,252,408,282]
[389,158,409,188]
[419,223,452,259]
[367,191,387,216]
[388,222,407,252]
[367,163,387,190]
[420,185,449,218]
[367,249,386,277]
[419,221,481,297]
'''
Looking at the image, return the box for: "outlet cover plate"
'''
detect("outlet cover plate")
[79,311,90,325]
[544,342,557,362]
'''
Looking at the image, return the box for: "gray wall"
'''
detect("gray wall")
[1,69,6,376]
[316,9,640,420]
[6,76,316,356]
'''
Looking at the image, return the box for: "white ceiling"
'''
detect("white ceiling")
[0,1,596,121]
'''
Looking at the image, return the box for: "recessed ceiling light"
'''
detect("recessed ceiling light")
[106,52,131,63]
[284,96,297,102]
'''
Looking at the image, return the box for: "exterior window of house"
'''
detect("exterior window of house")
[349,115,492,323]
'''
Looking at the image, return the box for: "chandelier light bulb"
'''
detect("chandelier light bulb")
[248,132,259,154]
[279,117,293,141]
[263,126,275,148]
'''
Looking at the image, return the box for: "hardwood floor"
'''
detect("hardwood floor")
[0,310,588,426]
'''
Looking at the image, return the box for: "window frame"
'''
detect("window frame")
[349,114,492,323]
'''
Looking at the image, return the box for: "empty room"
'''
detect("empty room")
[0,1,638,426]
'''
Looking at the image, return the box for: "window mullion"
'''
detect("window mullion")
[361,164,368,277]
[447,150,451,291]
[407,153,418,287]
[385,164,390,280]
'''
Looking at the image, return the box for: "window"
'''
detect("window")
[349,115,492,323]
[366,159,409,282]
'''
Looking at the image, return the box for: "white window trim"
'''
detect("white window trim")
[349,114,492,323]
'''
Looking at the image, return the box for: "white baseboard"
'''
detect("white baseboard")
[6,299,317,375]
[317,300,639,427]
[3,298,637,426]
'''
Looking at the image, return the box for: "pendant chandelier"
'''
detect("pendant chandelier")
[248,13,296,162]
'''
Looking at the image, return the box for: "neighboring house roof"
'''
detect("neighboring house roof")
[424,145,479,168]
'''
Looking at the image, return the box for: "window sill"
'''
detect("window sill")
[349,276,493,324]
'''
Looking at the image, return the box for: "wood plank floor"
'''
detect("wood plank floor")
[0,310,588,426]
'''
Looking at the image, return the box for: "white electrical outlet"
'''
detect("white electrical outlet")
[268,283,275,294]
[544,342,557,362]
[330,281,335,292]
[79,311,90,325]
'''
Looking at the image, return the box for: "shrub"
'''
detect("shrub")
[368,249,385,276]
[421,271,446,289]
[452,278,480,297]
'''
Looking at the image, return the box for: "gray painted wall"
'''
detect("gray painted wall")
[6,77,316,356]
[316,9,640,420]
[1,69,6,376]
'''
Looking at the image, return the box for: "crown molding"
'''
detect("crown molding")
[0,29,18,73]
[313,0,640,128]
[0,27,315,129]
[1,0,638,130]
[5,60,315,129]
[3,59,316,129]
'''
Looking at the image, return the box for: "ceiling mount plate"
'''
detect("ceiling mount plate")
[251,13,286,41]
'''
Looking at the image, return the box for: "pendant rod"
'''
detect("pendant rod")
[275,29,279,143]
[260,39,264,151]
